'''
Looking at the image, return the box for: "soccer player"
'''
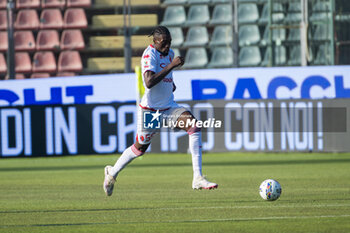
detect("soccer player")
[103,26,218,196]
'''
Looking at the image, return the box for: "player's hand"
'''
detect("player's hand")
[171,56,185,68]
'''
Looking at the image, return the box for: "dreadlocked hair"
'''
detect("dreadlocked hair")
[148,26,171,38]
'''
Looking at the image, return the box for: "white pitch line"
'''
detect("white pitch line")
[156,214,350,224]
[153,203,350,211]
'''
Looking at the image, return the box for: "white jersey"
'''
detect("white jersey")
[140,44,175,110]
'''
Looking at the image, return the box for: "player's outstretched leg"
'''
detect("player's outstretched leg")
[103,144,145,196]
[188,126,218,190]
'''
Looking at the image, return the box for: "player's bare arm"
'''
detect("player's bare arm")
[144,57,184,88]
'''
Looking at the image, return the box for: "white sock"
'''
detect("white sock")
[110,145,142,178]
[189,131,203,178]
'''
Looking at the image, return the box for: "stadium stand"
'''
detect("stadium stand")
[209,26,233,47]
[207,46,234,68]
[36,30,60,50]
[185,4,210,26]
[160,6,186,26]
[58,51,82,72]
[182,47,208,69]
[0,53,6,74]
[32,51,56,73]
[0,0,347,78]
[60,30,85,50]
[40,9,64,29]
[15,52,32,73]
[183,26,209,47]
[0,31,8,52]
[209,4,232,25]
[14,30,36,51]
[0,10,6,30]
[238,46,261,67]
[14,9,40,30]
[31,72,51,78]
[16,0,40,9]
[41,0,66,8]
[168,27,184,47]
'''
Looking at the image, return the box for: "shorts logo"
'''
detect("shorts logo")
[143,110,161,129]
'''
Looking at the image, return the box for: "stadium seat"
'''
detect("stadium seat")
[0,10,6,30]
[185,5,210,26]
[309,12,331,22]
[16,0,40,8]
[56,71,75,77]
[14,9,39,30]
[0,0,6,9]
[188,0,210,4]
[168,27,184,47]
[41,0,66,8]
[183,26,209,47]
[238,3,259,24]
[60,29,85,50]
[14,31,36,51]
[208,46,234,68]
[312,1,331,12]
[0,53,6,74]
[239,25,260,46]
[238,46,261,67]
[94,0,158,6]
[160,6,186,27]
[58,51,82,72]
[87,57,139,71]
[287,28,300,42]
[16,0,40,9]
[261,46,287,66]
[209,4,232,25]
[314,44,332,65]
[0,31,8,52]
[67,0,91,7]
[172,48,180,57]
[32,51,56,72]
[284,13,301,24]
[5,73,26,79]
[163,0,187,5]
[15,52,32,73]
[36,30,60,51]
[30,73,50,78]
[182,48,208,69]
[288,2,301,12]
[211,0,230,3]
[312,24,332,41]
[287,45,301,66]
[92,14,156,28]
[40,9,63,29]
[260,26,286,46]
[258,3,284,25]
[64,8,88,29]
[209,26,233,47]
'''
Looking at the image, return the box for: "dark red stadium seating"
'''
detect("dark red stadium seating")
[31,72,51,78]
[32,51,56,72]
[58,50,82,72]
[16,0,40,9]
[63,8,87,29]
[0,31,8,52]
[41,0,66,8]
[36,30,60,50]
[14,31,36,51]
[15,52,32,73]
[67,0,91,8]
[0,10,7,30]
[14,9,39,30]
[60,29,85,50]
[40,9,63,29]
[0,53,6,74]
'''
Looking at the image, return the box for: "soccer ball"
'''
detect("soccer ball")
[259,179,282,201]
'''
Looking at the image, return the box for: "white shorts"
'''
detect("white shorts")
[136,102,189,145]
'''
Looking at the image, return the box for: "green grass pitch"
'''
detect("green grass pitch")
[0,152,350,233]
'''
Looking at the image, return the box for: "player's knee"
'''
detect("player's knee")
[187,125,201,135]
